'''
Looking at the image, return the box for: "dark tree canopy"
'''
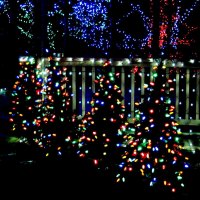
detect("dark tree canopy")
[0,13,18,88]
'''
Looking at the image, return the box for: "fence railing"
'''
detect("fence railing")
[20,56,200,126]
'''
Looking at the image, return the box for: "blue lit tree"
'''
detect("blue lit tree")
[68,0,111,57]
[1,0,200,58]
[115,1,152,58]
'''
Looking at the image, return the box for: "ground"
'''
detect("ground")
[0,138,199,199]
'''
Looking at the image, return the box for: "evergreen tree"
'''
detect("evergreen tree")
[9,58,37,141]
[70,61,133,172]
[116,60,190,193]
[9,57,77,158]
[30,58,74,158]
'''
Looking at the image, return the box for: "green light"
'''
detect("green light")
[153,72,158,78]
[26,96,31,100]
[159,158,164,162]
[109,72,113,77]
[177,176,182,180]
[137,146,142,151]
[175,137,179,142]
[166,99,171,104]
[135,114,140,119]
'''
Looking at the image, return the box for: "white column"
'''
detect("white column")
[196,71,200,120]
[121,66,125,97]
[185,68,190,120]
[82,66,86,116]
[131,69,135,118]
[175,69,180,120]
[72,65,76,112]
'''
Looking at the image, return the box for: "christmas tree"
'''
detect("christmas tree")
[116,60,190,193]
[9,57,77,158]
[69,61,133,172]
[8,57,37,140]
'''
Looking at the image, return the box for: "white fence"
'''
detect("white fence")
[20,56,200,126]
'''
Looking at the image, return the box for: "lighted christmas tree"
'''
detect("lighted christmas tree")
[116,60,190,193]
[68,61,133,172]
[9,57,77,158]
[8,57,37,138]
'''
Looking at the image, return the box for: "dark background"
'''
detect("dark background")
[0,13,18,88]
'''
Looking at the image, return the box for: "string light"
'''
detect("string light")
[116,61,190,193]
[68,0,111,56]
[1,0,199,57]
[9,57,77,157]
